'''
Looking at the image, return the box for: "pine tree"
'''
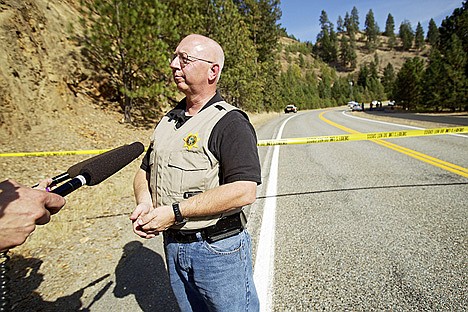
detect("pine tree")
[339,35,356,69]
[427,18,440,46]
[344,12,356,41]
[414,22,425,50]
[439,2,468,76]
[399,20,414,50]
[393,57,425,109]
[316,10,338,63]
[209,0,261,111]
[442,34,467,111]
[225,0,282,112]
[166,0,211,36]
[337,16,344,32]
[439,2,468,53]
[350,6,360,33]
[357,64,369,89]
[318,72,333,106]
[365,9,379,51]
[384,14,396,50]
[381,63,395,97]
[384,14,395,36]
[422,48,445,110]
[80,0,179,123]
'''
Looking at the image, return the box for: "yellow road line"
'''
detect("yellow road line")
[318,111,468,178]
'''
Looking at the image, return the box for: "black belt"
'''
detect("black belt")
[165,213,245,243]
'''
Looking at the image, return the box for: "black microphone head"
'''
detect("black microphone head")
[79,142,145,186]
[67,145,127,178]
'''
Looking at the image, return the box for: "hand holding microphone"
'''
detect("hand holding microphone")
[0,142,145,249]
[0,142,144,311]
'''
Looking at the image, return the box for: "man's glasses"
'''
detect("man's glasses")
[172,52,214,66]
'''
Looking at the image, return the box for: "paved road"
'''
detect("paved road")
[253,108,467,311]
[363,109,468,126]
[85,108,467,311]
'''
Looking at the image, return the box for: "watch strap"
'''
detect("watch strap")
[172,202,185,225]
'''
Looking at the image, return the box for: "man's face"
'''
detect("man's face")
[170,38,214,93]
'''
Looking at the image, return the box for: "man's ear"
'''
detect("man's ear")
[208,64,220,83]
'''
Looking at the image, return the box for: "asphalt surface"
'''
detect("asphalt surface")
[83,108,467,311]
[254,108,467,311]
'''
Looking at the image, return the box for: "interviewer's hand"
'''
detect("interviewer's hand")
[0,179,66,251]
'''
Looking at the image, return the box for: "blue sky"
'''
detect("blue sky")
[279,0,463,43]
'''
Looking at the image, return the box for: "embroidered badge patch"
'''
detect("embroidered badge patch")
[183,133,199,150]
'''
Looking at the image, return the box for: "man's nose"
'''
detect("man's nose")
[170,56,181,69]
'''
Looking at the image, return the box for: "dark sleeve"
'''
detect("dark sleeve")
[140,144,152,172]
[209,110,262,185]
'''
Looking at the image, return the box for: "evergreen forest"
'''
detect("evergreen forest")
[79,0,468,123]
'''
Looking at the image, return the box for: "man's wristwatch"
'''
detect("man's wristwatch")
[172,202,187,225]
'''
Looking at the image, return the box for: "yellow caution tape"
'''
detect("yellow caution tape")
[0,149,111,157]
[0,127,466,156]
[257,126,468,146]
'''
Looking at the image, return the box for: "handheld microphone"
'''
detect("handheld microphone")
[0,142,145,312]
[51,142,144,196]
[32,145,130,188]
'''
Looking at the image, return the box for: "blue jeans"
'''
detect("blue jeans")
[163,230,259,312]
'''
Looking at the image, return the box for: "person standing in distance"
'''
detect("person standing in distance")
[131,34,261,311]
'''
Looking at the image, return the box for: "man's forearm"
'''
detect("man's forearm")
[133,169,152,205]
[179,181,257,218]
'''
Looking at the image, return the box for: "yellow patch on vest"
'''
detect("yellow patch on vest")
[183,133,200,150]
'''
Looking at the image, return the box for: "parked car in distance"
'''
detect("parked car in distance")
[347,101,359,108]
[388,100,395,106]
[351,103,363,111]
[284,104,298,113]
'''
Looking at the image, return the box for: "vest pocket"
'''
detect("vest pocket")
[167,151,209,194]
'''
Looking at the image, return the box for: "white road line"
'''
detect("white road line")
[254,115,296,312]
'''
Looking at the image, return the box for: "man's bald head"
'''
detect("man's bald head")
[179,34,224,74]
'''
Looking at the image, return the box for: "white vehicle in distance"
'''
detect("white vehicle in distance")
[284,104,298,113]
[348,101,362,111]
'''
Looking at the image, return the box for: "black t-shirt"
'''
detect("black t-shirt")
[140,92,262,185]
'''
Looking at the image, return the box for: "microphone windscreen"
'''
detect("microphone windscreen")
[67,145,127,178]
[79,142,145,186]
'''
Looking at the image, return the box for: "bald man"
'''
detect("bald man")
[131,34,261,311]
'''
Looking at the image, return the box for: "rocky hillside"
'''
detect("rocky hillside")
[1,1,83,137]
[280,31,430,79]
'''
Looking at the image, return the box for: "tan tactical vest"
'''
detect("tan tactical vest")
[149,101,241,230]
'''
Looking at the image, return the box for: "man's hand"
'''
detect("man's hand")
[0,179,66,251]
[130,202,156,239]
[136,205,175,237]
